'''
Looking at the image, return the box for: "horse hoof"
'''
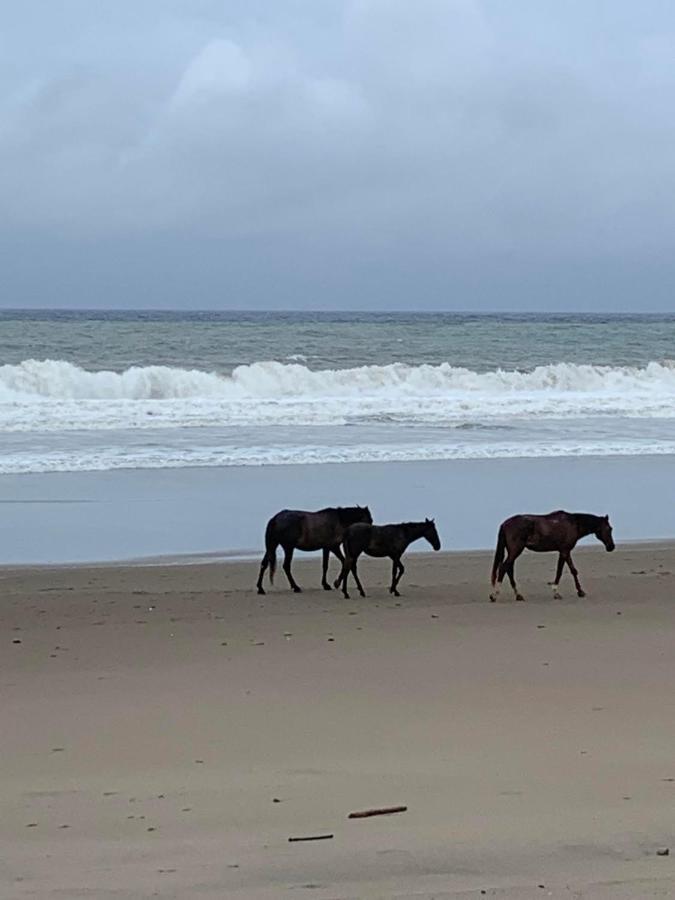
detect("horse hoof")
[257,588,266,596]
[322,583,332,591]
[393,590,400,597]
[577,589,586,598]
[343,593,350,600]
[552,591,562,600]
[516,594,525,602]
[359,591,366,598]
[333,579,341,589]
[293,587,302,594]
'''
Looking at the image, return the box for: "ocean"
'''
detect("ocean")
[2,310,675,476]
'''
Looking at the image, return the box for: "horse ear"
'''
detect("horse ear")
[604,514,609,521]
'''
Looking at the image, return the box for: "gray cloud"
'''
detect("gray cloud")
[2,1,675,309]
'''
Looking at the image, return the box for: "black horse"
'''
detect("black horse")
[257,506,373,595]
[490,510,615,602]
[336,518,441,599]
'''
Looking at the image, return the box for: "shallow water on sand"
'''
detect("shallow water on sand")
[2,455,674,564]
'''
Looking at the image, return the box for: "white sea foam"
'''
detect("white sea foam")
[2,438,675,475]
[1,358,675,434]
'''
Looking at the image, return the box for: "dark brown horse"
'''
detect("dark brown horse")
[490,510,615,602]
[336,519,441,599]
[257,505,373,595]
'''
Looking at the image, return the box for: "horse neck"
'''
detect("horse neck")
[573,513,601,537]
[337,509,361,527]
[402,522,428,546]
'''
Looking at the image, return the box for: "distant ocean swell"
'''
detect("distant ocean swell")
[2,358,675,433]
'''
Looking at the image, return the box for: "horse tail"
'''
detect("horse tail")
[265,520,277,585]
[491,524,506,586]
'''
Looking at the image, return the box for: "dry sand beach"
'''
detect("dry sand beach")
[2,545,674,899]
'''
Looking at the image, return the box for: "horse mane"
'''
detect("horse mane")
[572,512,603,531]
[335,505,369,523]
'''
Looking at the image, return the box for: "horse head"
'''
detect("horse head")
[340,505,373,526]
[424,517,441,551]
[355,504,373,525]
[595,514,615,552]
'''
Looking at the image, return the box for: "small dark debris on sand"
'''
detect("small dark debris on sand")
[348,805,407,819]
[288,834,334,842]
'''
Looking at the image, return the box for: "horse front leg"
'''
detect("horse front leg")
[282,546,302,593]
[321,548,332,590]
[390,557,404,596]
[395,560,405,595]
[389,558,398,594]
[548,553,565,599]
[566,552,585,597]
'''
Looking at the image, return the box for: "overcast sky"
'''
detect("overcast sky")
[2,0,675,311]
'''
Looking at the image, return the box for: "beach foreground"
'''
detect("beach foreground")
[2,546,674,898]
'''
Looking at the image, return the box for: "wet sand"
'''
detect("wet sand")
[1,545,674,898]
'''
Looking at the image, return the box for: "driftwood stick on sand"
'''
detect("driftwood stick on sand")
[288,834,334,842]
[348,805,408,819]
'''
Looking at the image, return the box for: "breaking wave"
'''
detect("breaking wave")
[1,358,675,433]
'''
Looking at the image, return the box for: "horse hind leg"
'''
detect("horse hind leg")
[351,558,366,598]
[491,552,522,602]
[282,546,302,593]
[500,553,524,602]
[256,553,269,595]
[508,561,525,602]
[339,555,352,599]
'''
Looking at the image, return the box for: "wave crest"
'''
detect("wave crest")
[1,358,675,434]
[2,357,675,401]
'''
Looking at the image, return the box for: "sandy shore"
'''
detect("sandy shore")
[2,545,674,898]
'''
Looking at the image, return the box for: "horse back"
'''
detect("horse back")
[273,508,349,550]
[502,511,577,551]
